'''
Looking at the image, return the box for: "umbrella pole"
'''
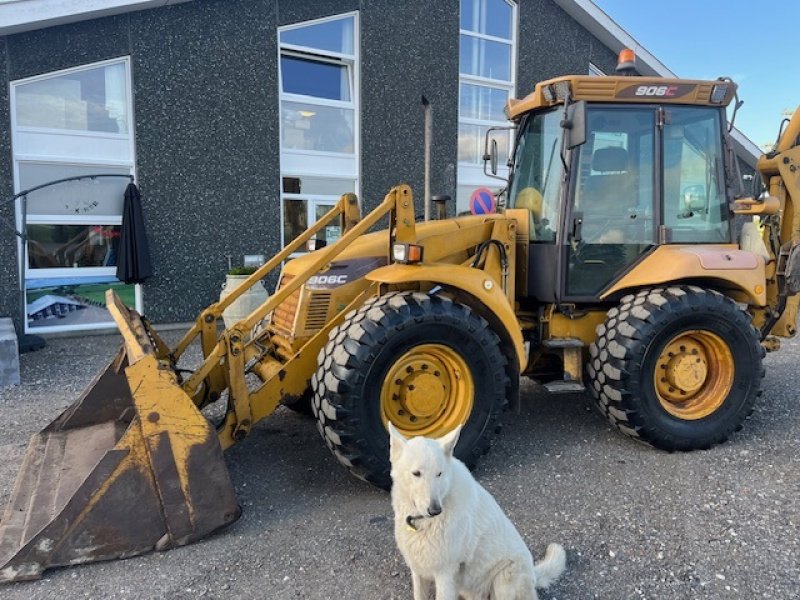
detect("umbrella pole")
[17,193,45,353]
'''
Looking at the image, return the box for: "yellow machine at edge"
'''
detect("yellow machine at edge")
[2,50,800,581]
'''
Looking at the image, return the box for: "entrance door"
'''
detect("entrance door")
[564,106,657,298]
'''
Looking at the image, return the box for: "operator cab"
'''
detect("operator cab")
[504,52,737,304]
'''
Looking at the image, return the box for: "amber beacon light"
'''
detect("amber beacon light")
[616,48,636,74]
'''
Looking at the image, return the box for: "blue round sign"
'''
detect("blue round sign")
[469,187,497,215]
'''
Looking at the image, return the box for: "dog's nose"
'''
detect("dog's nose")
[428,503,442,517]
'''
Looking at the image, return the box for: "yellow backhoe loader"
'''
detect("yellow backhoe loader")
[3,50,800,582]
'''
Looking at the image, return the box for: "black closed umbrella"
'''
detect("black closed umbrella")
[116,182,153,284]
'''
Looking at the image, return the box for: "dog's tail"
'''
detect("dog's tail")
[533,543,566,589]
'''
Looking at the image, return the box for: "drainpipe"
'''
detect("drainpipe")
[422,95,432,221]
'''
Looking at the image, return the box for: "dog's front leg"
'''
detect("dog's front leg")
[434,573,458,600]
[411,571,433,600]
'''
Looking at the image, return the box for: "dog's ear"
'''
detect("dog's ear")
[438,425,462,457]
[387,422,407,463]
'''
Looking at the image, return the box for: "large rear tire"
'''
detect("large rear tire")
[312,292,509,489]
[587,286,764,451]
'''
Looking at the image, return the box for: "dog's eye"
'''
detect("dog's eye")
[437,472,442,477]
[412,470,421,477]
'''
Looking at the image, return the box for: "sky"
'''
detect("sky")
[593,0,800,149]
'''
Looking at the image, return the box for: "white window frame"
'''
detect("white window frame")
[10,57,141,334]
[457,0,518,212]
[589,62,605,76]
[277,11,360,251]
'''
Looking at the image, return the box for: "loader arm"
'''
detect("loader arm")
[753,105,800,338]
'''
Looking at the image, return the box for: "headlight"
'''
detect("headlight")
[392,243,424,264]
[710,84,728,104]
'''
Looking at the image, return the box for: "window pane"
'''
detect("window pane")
[18,163,131,217]
[15,62,129,133]
[25,279,134,329]
[287,176,356,196]
[459,35,511,81]
[461,0,513,39]
[283,198,308,245]
[27,224,120,269]
[281,55,350,101]
[509,110,564,242]
[280,16,355,55]
[567,108,656,296]
[460,83,508,121]
[663,107,729,243]
[281,101,355,153]
[315,204,341,244]
[458,123,509,164]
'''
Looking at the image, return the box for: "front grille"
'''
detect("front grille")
[303,292,331,334]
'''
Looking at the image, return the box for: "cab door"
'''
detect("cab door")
[563,106,657,299]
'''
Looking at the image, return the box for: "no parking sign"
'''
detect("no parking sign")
[469,187,497,215]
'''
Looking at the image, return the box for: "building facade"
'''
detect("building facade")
[0,0,758,335]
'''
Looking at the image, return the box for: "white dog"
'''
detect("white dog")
[389,424,566,600]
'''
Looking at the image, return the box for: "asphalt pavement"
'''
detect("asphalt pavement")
[0,331,798,599]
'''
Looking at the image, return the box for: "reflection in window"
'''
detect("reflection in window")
[662,107,728,243]
[508,109,563,242]
[15,62,128,134]
[281,55,351,101]
[315,204,340,244]
[458,123,509,164]
[567,107,656,296]
[283,198,308,244]
[281,102,355,153]
[460,83,508,121]
[280,16,355,55]
[460,0,513,38]
[459,35,512,81]
[27,224,120,269]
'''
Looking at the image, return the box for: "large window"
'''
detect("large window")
[662,107,729,243]
[508,109,564,242]
[10,58,139,333]
[278,13,359,248]
[457,0,517,212]
[567,107,656,297]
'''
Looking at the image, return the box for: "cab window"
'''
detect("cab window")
[566,107,656,296]
[662,107,729,243]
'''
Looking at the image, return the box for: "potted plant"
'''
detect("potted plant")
[219,265,269,330]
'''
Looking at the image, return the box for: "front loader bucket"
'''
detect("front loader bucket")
[0,300,240,583]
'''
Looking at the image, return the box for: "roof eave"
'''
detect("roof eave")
[0,0,194,37]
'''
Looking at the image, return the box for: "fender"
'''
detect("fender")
[366,264,527,370]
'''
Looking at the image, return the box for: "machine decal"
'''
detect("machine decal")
[617,83,696,99]
[306,256,389,290]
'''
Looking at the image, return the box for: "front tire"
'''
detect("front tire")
[587,286,764,451]
[312,292,509,489]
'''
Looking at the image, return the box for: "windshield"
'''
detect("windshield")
[508,109,564,242]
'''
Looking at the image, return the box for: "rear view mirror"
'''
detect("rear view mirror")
[563,100,587,149]
[490,139,499,175]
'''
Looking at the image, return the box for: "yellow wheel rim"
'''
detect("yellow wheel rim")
[380,343,474,437]
[654,330,734,420]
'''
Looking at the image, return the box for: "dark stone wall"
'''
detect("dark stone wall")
[0,38,17,331]
[360,0,459,212]
[517,0,618,97]
[128,0,280,322]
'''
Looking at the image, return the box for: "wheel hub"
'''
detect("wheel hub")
[654,330,734,420]
[381,344,473,436]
